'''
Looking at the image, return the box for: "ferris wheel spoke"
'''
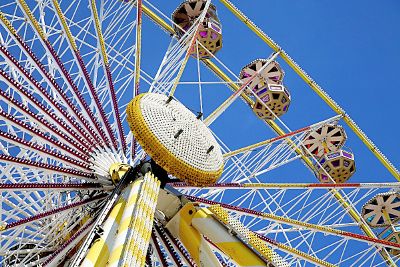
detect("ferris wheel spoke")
[3,193,39,217]
[168,1,211,97]
[0,154,95,180]
[0,48,101,147]
[256,233,335,267]
[149,1,211,96]
[1,202,94,259]
[219,134,307,183]
[64,0,139,132]
[0,90,91,153]
[0,193,106,233]
[0,182,108,192]
[11,1,110,149]
[153,224,188,266]
[0,109,89,161]
[49,0,118,149]
[40,217,95,267]
[2,209,94,266]
[161,225,197,267]
[0,14,107,147]
[0,130,89,170]
[102,4,135,40]
[89,0,127,155]
[204,51,280,126]
[0,69,96,150]
[150,229,173,266]
[130,0,143,161]
[172,181,400,190]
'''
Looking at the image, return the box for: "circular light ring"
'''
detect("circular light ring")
[126,93,224,186]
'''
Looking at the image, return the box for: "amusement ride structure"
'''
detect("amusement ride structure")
[0,0,399,266]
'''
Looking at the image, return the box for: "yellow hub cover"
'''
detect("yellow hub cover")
[126,93,223,186]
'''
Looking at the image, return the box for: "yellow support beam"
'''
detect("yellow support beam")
[90,0,126,153]
[90,0,109,66]
[17,0,47,40]
[165,203,221,266]
[223,125,310,158]
[218,0,399,181]
[140,4,397,266]
[134,0,143,93]
[193,206,287,266]
[122,172,160,265]
[81,183,131,267]
[208,205,332,267]
[107,179,142,266]
[51,0,78,51]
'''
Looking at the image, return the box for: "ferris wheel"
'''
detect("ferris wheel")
[0,0,399,266]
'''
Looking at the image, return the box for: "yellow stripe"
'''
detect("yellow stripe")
[108,180,142,265]
[120,173,160,267]
[52,0,78,51]
[90,0,109,65]
[0,12,17,35]
[134,0,143,91]
[83,194,127,266]
[17,0,47,40]
[193,207,267,266]
[131,174,159,264]
[83,239,110,267]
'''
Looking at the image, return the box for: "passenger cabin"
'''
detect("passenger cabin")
[239,60,289,120]
[315,149,356,183]
[379,224,400,255]
[172,0,222,59]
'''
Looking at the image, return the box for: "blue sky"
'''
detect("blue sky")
[140,0,399,184]
[233,0,400,171]
[252,0,400,167]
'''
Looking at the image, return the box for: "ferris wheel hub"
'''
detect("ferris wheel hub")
[126,93,224,186]
[108,163,131,184]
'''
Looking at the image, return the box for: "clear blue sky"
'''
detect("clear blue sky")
[140,0,400,184]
